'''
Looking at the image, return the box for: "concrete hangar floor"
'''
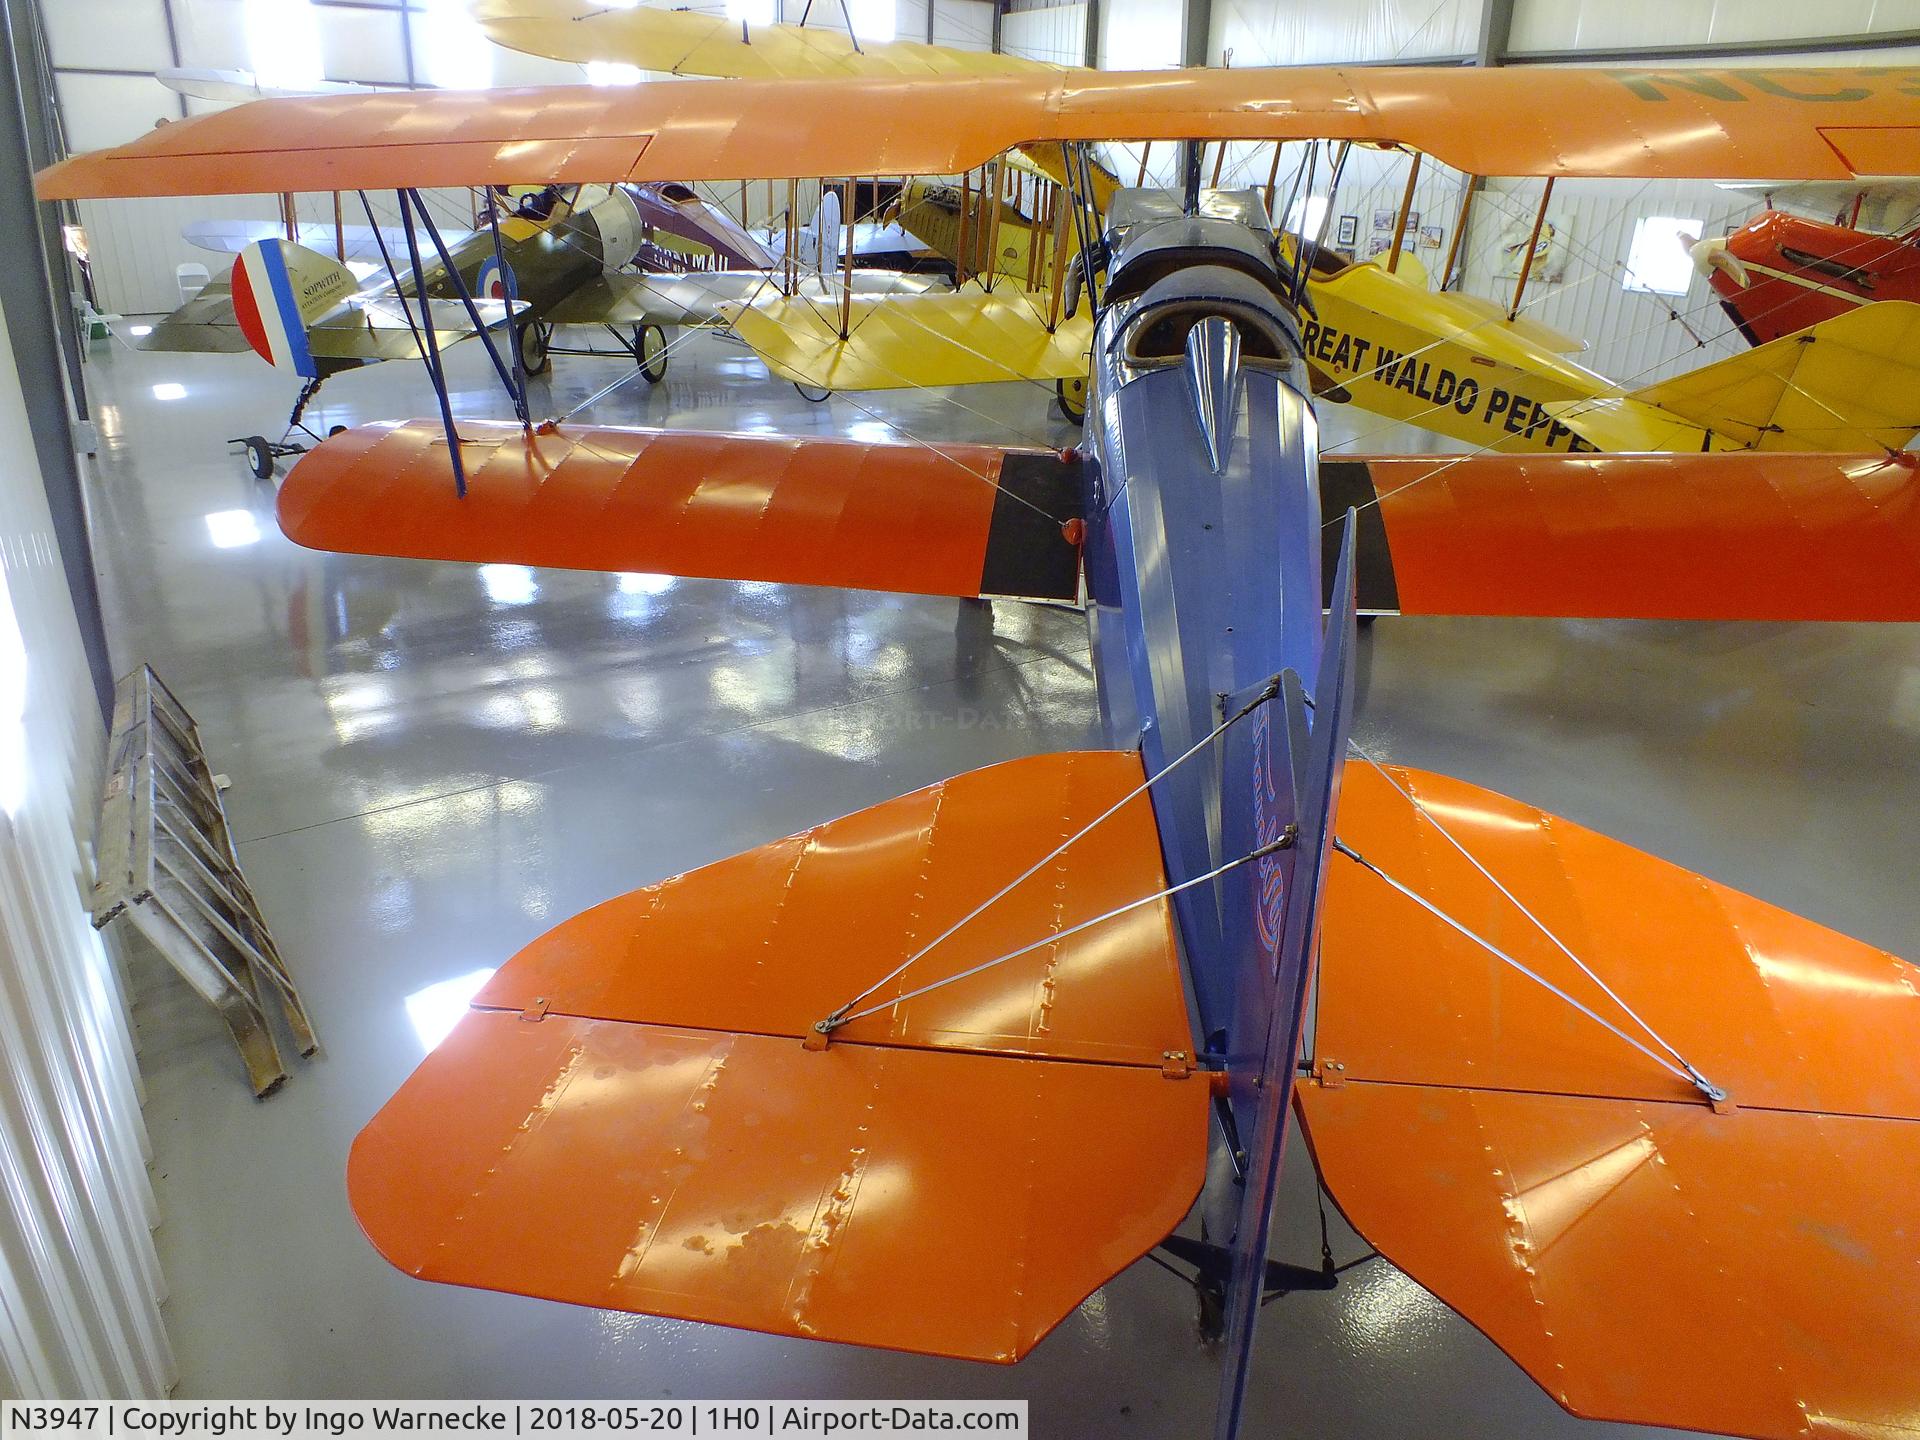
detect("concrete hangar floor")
[83,323,1917,1435]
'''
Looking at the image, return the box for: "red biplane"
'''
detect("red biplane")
[1697,206,1920,344]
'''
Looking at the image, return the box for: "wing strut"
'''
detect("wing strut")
[393,190,468,497]
[404,188,528,431]
[483,194,532,428]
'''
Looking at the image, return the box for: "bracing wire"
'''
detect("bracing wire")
[818,673,1286,1032]
[1330,839,1725,1102]
[1345,741,1724,1099]
[831,830,1298,1032]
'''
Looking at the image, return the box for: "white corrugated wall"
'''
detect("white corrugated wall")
[1509,0,1920,53]
[82,186,494,318]
[1211,0,1479,67]
[1002,4,1087,66]
[0,303,174,1398]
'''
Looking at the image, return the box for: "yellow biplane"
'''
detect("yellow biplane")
[475,0,1920,453]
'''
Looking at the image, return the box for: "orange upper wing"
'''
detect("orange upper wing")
[1299,762,1920,1439]
[349,750,1207,1361]
[37,67,1920,198]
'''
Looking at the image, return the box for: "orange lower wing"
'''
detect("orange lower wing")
[279,420,1084,601]
[349,751,1208,1361]
[1329,452,1920,620]
[1300,762,1920,1438]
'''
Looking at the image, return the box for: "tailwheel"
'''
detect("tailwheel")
[517,321,553,376]
[1056,375,1088,425]
[636,324,670,383]
[794,382,831,403]
[242,435,275,481]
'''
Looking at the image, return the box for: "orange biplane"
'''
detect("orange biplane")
[37,65,1920,1440]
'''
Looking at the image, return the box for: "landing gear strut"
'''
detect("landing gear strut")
[516,320,553,376]
[1154,1231,1339,1344]
[546,323,675,377]
[231,375,344,480]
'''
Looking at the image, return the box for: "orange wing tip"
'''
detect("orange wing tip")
[1297,1083,1920,1439]
[1302,762,1920,1438]
[348,750,1207,1358]
[351,1011,1207,1361]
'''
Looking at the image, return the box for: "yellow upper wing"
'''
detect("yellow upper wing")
[724,282,1091,391]
[474,0,1061,79]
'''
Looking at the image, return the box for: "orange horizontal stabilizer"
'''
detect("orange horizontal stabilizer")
[349,751,1207,1360]
[1329,452,1920,620]
[1301,762,1920,1438]
[279,420,1083,601]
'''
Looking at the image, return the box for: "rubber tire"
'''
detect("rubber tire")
[637,324,669,384]
[243,436,274,481]
[517,321,552,376]
[327,424,347,438]
[1056,375,1088,425]
[794,382,832,404]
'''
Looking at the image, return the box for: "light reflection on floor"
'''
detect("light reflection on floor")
[85,326,1919,1435]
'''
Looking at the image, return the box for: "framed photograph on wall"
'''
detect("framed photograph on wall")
[1335,214,1358,247]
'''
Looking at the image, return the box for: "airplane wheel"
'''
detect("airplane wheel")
[794,382,831,403]
[328,424,347,438]
[242,436,275,481]
[517,321,552,376]
[1056,375,1088,425]
[636,324,669,383]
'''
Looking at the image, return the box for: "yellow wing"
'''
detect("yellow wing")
[1566,302,1920,453]
[724,282,1091,391]
[1438,290,1589,355]
[474,0,1061,79]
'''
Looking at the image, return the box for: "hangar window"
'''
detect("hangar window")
[1286,195,1329,240]
[1623,215,1701,296]
[244,0,322,92]
[846,0,898,41]
[726,0,779,25]
[419,0,494,89]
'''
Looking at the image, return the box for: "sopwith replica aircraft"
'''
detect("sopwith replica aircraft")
[37,62,1920,1440]
[148,177,934,473]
